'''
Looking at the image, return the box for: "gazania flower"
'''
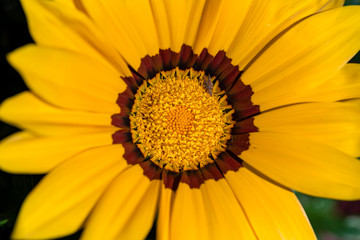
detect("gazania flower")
[1,0,360,239]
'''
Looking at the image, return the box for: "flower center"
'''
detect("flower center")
[167,106,194,135]
[130,68,234,172]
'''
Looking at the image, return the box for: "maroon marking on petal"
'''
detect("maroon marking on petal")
[163,171,181,191]
[137,45,198,79]
[122,142,144,165]
[193,48,213,71]
[152,53,164,73]
[231,118,258,134]
[138,54,163,80]
[112,129,131,144]
[178,45,198,70]
[116,88,134,116]
[180,170,204,189]
[219,67,243,92]
[140,56,157,79]
[211,62,240,92]
[159,49,174,71]
[121,76,139,94]
[140,160,163,180]
[111,114,130,128]
[128,64,146,86]
[232,106,261,121]
[201,164,224,181]
[226,134,251,155]
[162,48,181,71]
[227,84,260,120]
[207,51,233,78]
[227,79,251,99]
[215,151,243,174]
[209,51,227,69]
[193,50,243,92]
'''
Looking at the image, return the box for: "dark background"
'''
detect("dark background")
[1,0,360,239]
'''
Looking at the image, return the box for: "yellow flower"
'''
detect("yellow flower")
[1,0,360,239]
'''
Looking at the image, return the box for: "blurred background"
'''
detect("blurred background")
[1,0,360,239]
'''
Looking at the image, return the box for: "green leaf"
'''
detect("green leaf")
[0,219,8,227]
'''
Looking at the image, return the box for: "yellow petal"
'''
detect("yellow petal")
[241,132,360,200]
[81,0,160,69]
[151,0,206,52]
[13,125,117,137]
[0,91,116,136]
[72,0,87,13]
[0,131,113,173]
[194,0,252,55]
[21,0,129,74]
[303,63,360,101]
[242,6,360,111]
[321,0,345,10]
[8,45,125,113]
[227,0,344,69]
[254,102,360,157]
[156,185,174,240]
[12,145,127,240]
[170,182,210,240]
[199,179,257,239]
[225,168,316,239]
[347,99,360,105]
[81,165,160,240]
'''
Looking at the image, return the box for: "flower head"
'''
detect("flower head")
[1,0,360,239]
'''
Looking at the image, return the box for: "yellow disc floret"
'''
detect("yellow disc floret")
[130,68,234,172]
[167,106,195,135]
